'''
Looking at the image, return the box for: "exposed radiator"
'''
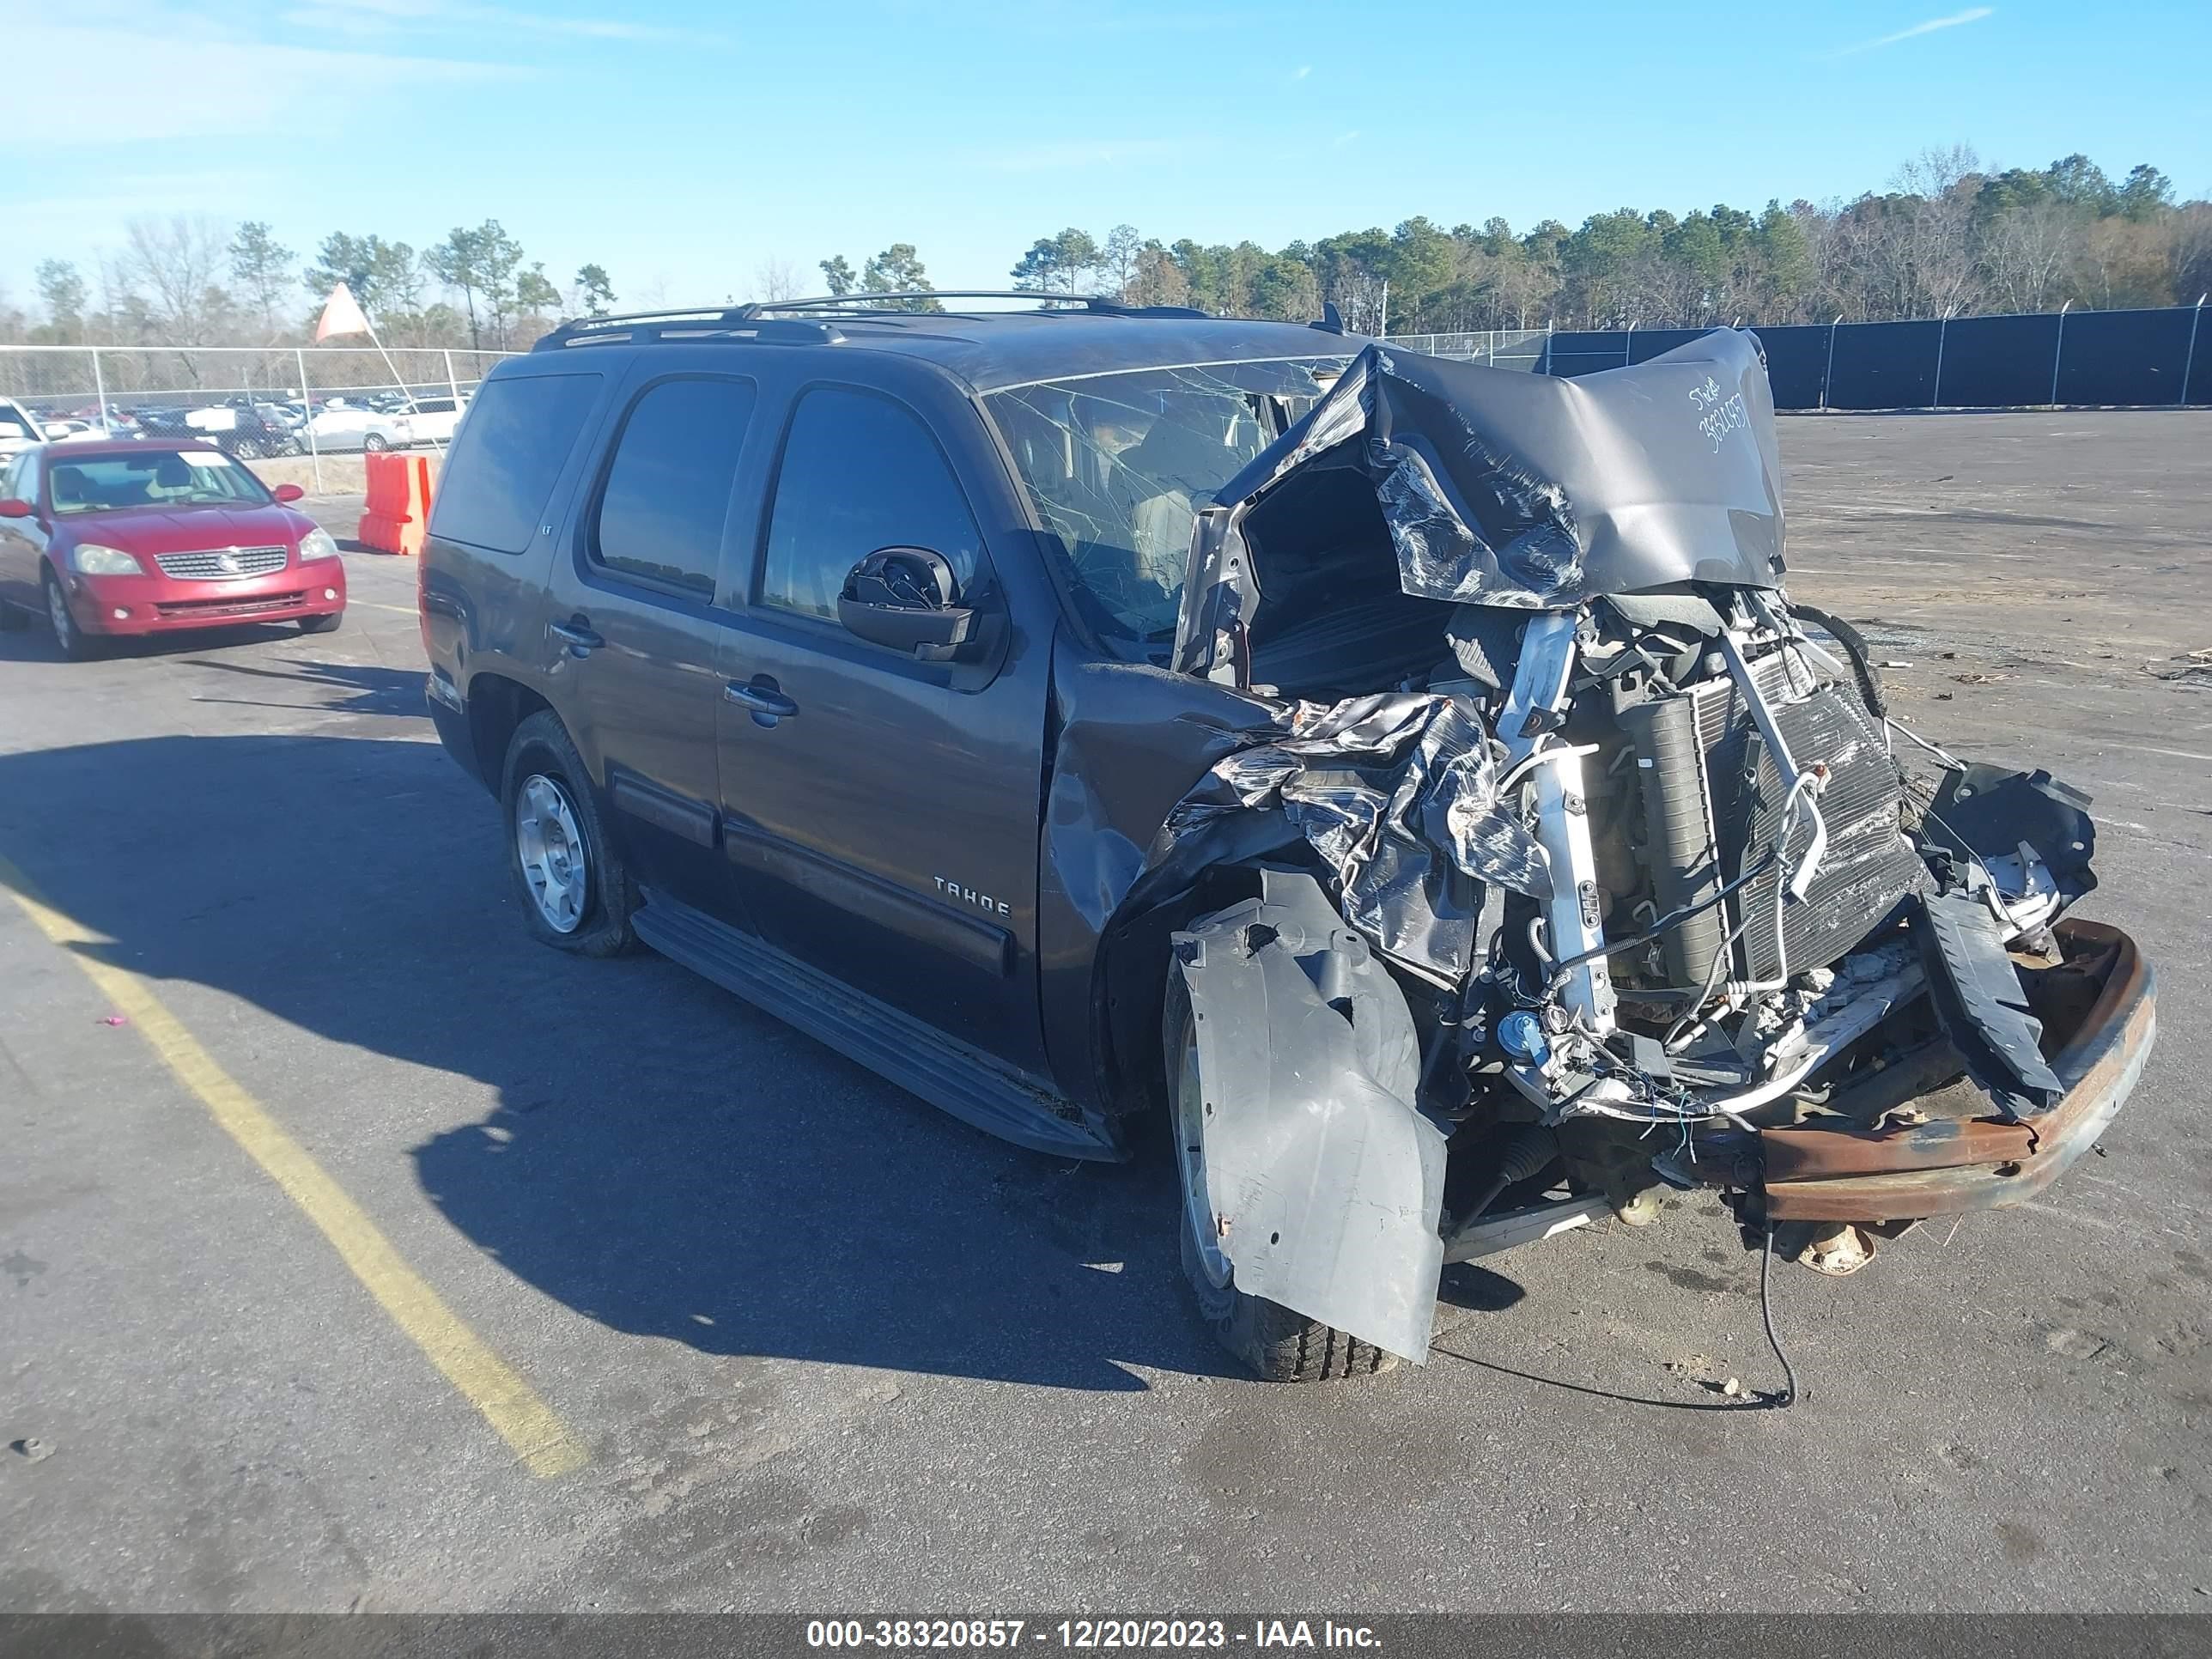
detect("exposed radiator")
[1625,645,1923,988]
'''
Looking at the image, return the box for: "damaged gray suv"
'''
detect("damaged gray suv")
[421,294,2155,1380]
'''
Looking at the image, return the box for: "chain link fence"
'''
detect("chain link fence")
[1390,301,2212,410]
[1376,329,1552,372]
[0,344,517,491]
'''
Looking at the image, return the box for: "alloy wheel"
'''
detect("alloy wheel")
[514,773,590,934]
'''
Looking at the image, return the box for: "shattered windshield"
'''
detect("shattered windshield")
[985,359,1344,654]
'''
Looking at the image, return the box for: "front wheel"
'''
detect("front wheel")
[362,434,389,453]
[43,569,100,661]
[1165,971,1397,1382]
[499,711,637,957]
[298,611,343,635]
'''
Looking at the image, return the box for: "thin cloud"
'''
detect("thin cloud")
[1826,7,1994,58]
[1331,130,1361,149]
[5,18,521,146]
[1291,64,1312,81]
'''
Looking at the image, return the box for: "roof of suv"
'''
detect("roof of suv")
[532,301,1367,393]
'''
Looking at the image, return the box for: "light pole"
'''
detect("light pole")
[1932,305,1955,409]
[2050,299,2072,407]
[2182,294,2207,407]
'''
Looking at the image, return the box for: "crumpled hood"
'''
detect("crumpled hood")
[1206,327,1786,611]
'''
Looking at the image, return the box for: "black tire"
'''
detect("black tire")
[1165,970,1398,1382]
[362,434,390,453]
[231,438,266,460]
[298,611,343,635]
[499,710,637,957]
[42,569,100,661]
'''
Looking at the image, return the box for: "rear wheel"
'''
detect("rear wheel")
[362,433,389,453]
[1165,970,1397,1382]
[500,711,637,957]
[42,569,100,661]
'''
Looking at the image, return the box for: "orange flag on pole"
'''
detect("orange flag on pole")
[314,282,372,343]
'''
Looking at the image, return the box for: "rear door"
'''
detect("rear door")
[712,371,1052,1073]
[541,368,762,927]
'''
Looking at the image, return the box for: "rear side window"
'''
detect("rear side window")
[429,372,600,554]
[589,377,756,599]
[760,389,981,620]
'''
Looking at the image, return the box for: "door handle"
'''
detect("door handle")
[724,679,799,721]
[549,617,603,656]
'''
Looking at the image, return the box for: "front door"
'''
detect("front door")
[714,380,1049,1074]
[543,371,759,927]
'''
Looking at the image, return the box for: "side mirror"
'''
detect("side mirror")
[271,483,306,503]
[0,499,32,519]
[836,545,978,661]
[43,422,73,440]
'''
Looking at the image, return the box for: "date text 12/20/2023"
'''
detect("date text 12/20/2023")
[805,1620,1382,1650]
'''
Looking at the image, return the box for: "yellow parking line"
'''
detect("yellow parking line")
[0,853,587,1479]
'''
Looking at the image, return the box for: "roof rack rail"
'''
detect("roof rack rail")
[532,291,1330,353]
[741,290,1159,315]
[532,309,848,352]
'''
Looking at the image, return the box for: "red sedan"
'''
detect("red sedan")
[0,441,346,659]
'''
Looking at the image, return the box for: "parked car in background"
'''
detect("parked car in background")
[125,405,295,460]
[0,398,48,465]
[303,401,409,452]
[397,393,469,447]
[0,441,345,659]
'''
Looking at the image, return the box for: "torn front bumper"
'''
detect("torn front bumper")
[1694,920,2154,1221]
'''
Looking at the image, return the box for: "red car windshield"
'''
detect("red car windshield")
[49,450,273,515]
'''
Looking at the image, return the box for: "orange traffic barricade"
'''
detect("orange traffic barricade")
[356,452,434,556]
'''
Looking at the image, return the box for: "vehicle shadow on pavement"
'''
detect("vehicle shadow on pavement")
[0,732,1240,1391]
[173,656,428,720]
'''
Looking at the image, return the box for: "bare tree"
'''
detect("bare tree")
[1978,199,2081,313]
[118,215,236,340]
[1890,144,1985,316]
[753,258,799,302]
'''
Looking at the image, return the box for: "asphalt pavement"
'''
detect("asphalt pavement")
[1,410,2209,1613]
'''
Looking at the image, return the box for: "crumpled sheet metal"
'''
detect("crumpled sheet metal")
[1153,691,1547,985]
[1209,328,1786,611]
[1175,872,1448,1363]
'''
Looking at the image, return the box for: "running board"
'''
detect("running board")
[631,893,1117,1162]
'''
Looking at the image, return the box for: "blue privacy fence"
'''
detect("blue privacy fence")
[1393,301,2212,410]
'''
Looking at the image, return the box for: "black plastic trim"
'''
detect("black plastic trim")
[609,769,718,848]
[720,817,1011,975]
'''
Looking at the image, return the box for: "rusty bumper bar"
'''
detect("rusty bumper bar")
[1706,920,2154,1223]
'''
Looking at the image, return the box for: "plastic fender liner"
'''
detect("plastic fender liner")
[1171,870,1447,1363]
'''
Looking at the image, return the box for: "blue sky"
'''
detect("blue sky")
[6,0,2206,310]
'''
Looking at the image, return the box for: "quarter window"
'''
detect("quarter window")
[428,372,601,555]
[590,377,757,598]
[760,389,981,621]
